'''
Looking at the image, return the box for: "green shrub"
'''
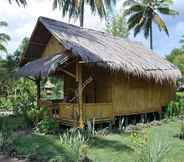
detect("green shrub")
[35,116,59,135]
[165,92,184,117]
[0,97,13,110]
[0,118,17,156]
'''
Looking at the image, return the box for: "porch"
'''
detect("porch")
[39,100,113,126]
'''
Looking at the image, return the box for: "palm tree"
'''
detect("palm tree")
[8,0,27,6]
[124,0,178,50]
[0,21,10,54]
[53,0,116,27]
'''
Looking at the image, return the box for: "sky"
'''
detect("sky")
[0,0,184,57]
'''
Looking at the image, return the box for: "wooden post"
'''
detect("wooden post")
[76,62,84,128]
[36,76,41,107]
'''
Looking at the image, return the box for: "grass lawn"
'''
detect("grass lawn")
[89,119,184,162]
[0,114,184,162]
[10,118,184,162]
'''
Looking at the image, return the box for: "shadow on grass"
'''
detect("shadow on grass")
[14,133,75,161]
[89,136,134,152]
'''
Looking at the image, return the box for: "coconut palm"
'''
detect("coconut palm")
[8,0,27,6]
[53,0,116,27]
[0,21,10,54]
[124,0,178,50]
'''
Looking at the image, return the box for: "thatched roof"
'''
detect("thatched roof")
[17,53,71,77]
[20,16,181,83]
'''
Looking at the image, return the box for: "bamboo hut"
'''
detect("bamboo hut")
[17,17,181,128]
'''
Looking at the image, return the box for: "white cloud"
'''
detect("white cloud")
[0,0,106,55]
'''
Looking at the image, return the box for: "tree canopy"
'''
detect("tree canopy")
[106,10,129,38]
[52,0,116,27]
[123,0,178,50]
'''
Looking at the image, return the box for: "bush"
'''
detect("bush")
[165,92,184,117]
[0,118,17,156]
[35,116,59,135]
[0,97,13,110]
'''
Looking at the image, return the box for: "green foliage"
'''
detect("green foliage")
[0,97,13,110]
[35,115,59,135]
[0,21,10,54]
[0,116,18,155]
[59,129,88,161]
[12,79,36,115]
[179,121,184,140]
[0,37,29,98]
[166,48,184,76]
[53,0,116,26]
[106,10,129,38]
[165,92,184,117]
[123,0,178,49]
[131,131,170,162]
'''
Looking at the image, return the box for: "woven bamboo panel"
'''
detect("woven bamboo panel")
[42,36,65,57]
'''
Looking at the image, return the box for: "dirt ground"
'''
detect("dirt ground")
[0,155,26,162]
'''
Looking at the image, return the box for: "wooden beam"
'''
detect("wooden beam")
[76,62,84,128]
[57,68,76,79]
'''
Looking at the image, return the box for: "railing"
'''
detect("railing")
[39,99,113,125]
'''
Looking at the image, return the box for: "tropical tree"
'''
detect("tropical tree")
[8,0,27,6]
[0,21,10,54]
[106,10,129,38]
[124,0,178,50]
[167,48,184,76]
[53,0,116,27]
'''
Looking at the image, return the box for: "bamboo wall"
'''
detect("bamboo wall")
[112,72,176,116]
[83,66,112,103]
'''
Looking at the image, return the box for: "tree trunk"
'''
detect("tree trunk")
[79,0,85,27]
[150,21,153,50]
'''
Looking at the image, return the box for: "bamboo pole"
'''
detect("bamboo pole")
[76,62,84,128]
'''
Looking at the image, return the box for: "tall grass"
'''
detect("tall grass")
[59,129,88,162]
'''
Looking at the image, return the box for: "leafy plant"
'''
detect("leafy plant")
[179,121,184,140]
[165,92,184,117]
[35,114,59,135]
[59,129,88,162]
[130,131,170,162]
[0,117,17,156]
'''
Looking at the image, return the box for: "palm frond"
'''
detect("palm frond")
[157,7,179,15]
[8,0,27,6]
[143,18,151,38]
[0,44,8,53]
[0,33,11,43]
[153,13,169,36]
[127,12,144,30]
[124,4,144,16]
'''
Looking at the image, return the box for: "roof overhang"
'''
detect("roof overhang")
[16,53,71,78]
